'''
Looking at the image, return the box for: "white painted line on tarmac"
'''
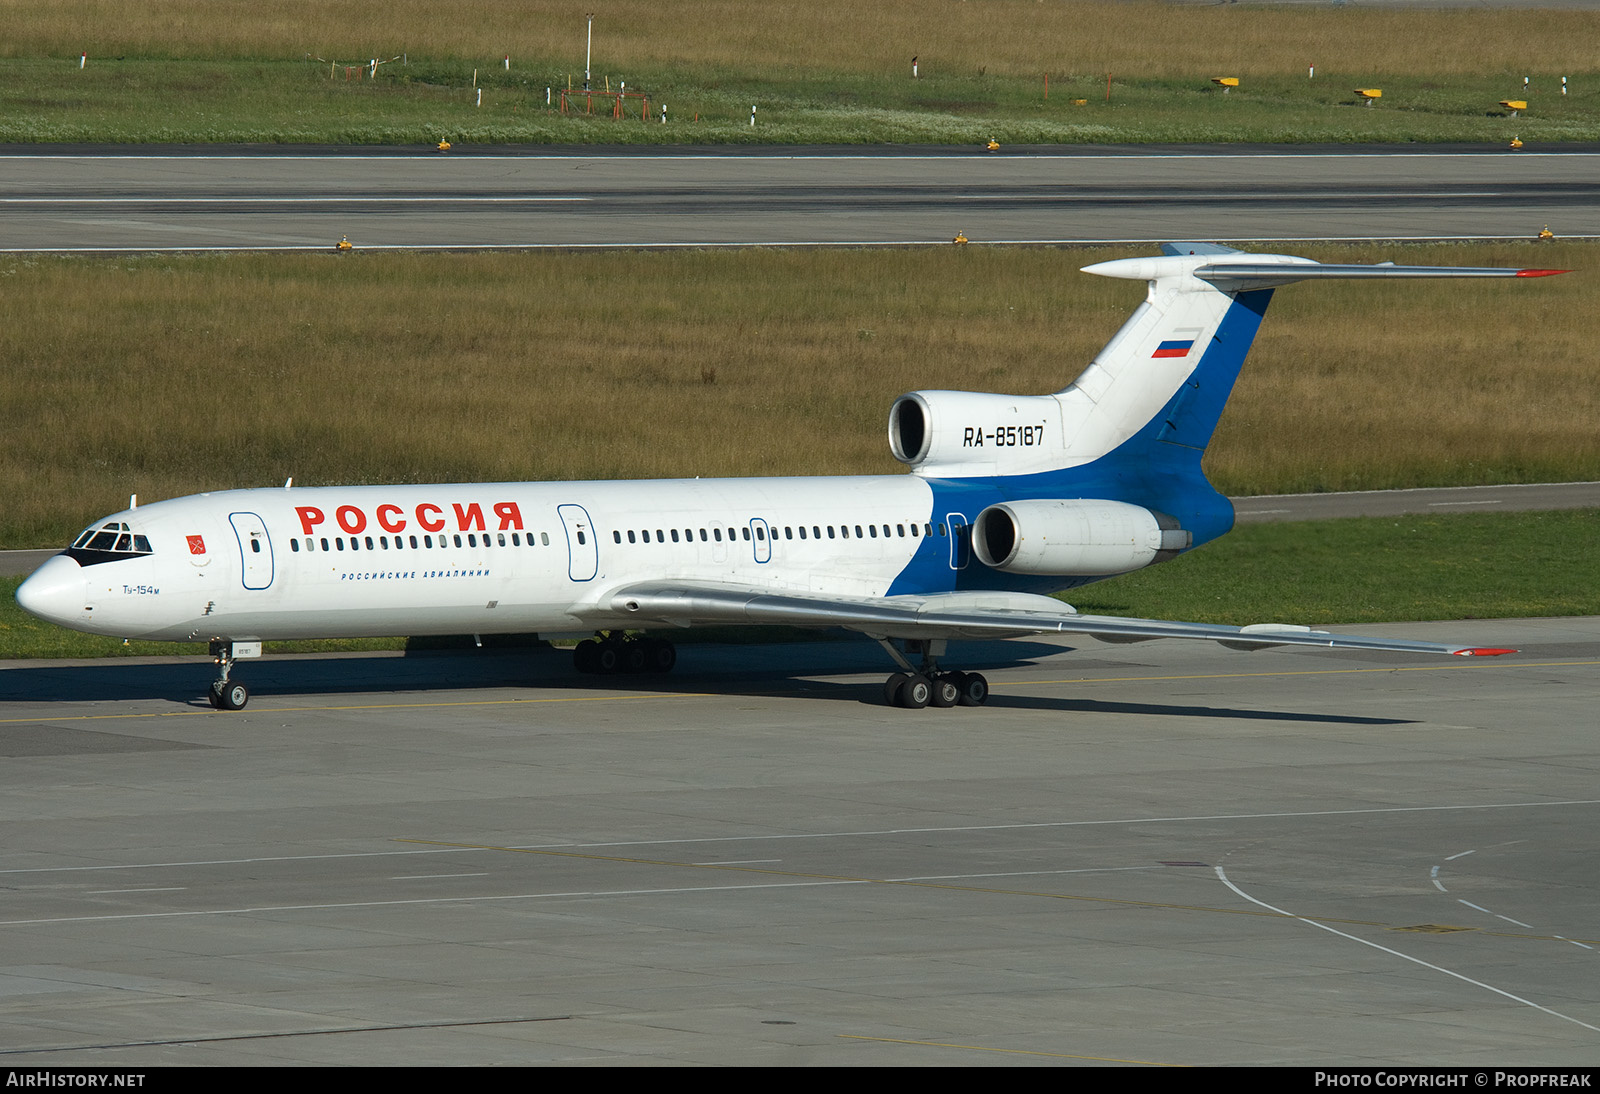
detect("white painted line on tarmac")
[1216,865,1600,1035]
[85,887,185,895]
[0,864,1158,926]
[392,872,490,880]
[5,799,1599,876]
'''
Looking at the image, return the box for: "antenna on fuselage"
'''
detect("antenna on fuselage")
[129,494,137,509]
[284,477,294,489]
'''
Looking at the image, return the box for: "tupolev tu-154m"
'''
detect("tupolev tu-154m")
[17,244,1561,711]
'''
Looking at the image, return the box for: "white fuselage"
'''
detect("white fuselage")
[22,475,971,643]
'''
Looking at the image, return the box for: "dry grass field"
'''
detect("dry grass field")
[7,0,1597,78]
[1,2,1597,143]
[1,242,1593,549]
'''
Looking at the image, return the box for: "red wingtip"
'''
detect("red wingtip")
[1515,269,1569,277]
[1454,647,1518,657]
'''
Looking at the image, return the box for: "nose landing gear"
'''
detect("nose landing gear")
[207,640,256,711]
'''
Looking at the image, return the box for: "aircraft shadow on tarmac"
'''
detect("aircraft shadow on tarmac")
[0,638,1415,725]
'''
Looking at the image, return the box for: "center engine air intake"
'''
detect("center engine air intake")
[973,499,1191,576]
[889,390,1066,476]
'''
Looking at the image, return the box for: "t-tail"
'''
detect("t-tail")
[888,242,1565,559]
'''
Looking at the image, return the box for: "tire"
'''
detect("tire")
[646,638,677,674]
[621,642,649,674]
[219,682,250,711]
[573,639,599,674]
[208,680,225,709]
[958,672,989,707]
[883,672,910,706]
[594,643,621,674]
[931,675,961,708]
[898,674,932,709]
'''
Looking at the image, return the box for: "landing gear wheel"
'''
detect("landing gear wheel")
[644,638,677,674]
[208,680,225,709]
[897,674,933,709]
[931,674,961,708]
[573,639,600,674]
[621,641,650,674]
[218,681,250,711]
[594,642,621,674]
[883,672,910,706]
[957,672,989,707]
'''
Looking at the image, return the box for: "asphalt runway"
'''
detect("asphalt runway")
[4,145,1599,250]
[2,618,1598,1065]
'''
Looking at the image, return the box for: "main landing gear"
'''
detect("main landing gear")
[572,633,678,676]
[207,639,252,711]
[877,638,988,709]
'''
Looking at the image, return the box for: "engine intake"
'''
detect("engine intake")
[973,499,1191,576]
[889,390,1066,477]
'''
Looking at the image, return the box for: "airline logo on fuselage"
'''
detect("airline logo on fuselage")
[293,501,525,537]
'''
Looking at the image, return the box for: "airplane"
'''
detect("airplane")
[16,243,1562,712]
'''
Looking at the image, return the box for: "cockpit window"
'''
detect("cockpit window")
[65,521,156,567]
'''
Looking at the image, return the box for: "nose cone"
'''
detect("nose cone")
[15,554,89,630]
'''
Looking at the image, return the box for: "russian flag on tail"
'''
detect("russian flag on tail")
[1151,339,1195,358]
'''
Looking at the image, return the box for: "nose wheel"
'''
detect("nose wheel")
[208,679,250,711]
[207,640,252,711]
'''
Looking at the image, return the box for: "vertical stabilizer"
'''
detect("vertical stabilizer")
[1059,253,1288,463]
[1032,246,1563,545]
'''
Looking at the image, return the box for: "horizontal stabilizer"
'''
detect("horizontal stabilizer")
[1194,262,1568,287]
[1083,250,1568,290]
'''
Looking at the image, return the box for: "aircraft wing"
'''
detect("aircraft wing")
[599,581,1512,657]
